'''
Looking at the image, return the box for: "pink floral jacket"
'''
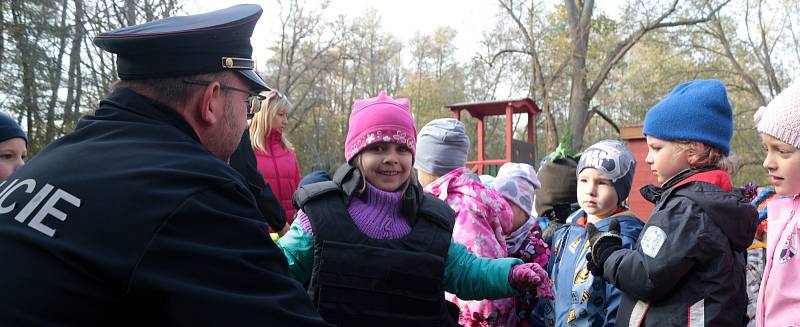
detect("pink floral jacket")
[424,168,517,326]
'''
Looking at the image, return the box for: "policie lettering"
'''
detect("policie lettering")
[0,178,81,237]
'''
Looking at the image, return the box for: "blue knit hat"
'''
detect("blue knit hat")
[0,112,27,145]
[643,79,733,155]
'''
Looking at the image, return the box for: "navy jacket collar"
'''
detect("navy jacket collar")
[99,87,200,143]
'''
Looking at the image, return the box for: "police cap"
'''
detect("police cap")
[93,4,270,91]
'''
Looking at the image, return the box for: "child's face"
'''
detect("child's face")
[509,202,530,232]
[0,138,26,181]
[761,133,800,195]
[358,142,413,192]
[271,107,289,131]
[577,168,619,219]
[645,136,691,185]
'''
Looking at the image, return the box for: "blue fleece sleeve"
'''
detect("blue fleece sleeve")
[443,239,523,300]
[276,223,315,284]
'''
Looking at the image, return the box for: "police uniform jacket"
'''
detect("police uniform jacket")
[601,169,758,326]
[0,88,331,326]
[230,131,287,231]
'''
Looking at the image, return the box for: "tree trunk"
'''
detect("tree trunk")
[63,0,85,132]
[45,0,70,143]
[11,0,40,148]
[125,0,136,26]
[499,0,562,153]
[0,1,5,73]
[566,0,594,152]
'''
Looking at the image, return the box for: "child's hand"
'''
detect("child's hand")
[508,263,554,298]
[585,219,623,276]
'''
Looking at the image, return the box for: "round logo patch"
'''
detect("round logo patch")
[640,226,667,258]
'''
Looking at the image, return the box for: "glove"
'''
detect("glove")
[541,221,564,245]
[508,263,554,299]
[585,219,623,276]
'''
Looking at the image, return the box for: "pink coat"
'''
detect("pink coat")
[255,129,301,225]
[423,168,516,326]
[757,194,800,327]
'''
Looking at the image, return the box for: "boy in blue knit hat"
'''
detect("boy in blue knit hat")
[584,80,759,326]
[0,111,27,181]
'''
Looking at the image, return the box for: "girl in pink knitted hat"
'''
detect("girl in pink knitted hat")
[278,91,551,327]
[754,82,800,327]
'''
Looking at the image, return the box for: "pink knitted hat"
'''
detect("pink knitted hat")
[344,91,417,162]
[754,82,800,148]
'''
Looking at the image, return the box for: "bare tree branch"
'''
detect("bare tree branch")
[587,0,731,100]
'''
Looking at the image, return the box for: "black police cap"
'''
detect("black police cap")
[93,4,270,91]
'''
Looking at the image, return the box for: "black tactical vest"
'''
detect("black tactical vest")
[295,179,458,327]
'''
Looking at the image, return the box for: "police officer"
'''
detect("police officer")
[0,5,331,326]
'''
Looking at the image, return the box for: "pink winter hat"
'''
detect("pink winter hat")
[754,82,800,148]
[344,90,417,162]
[492,162,540,216]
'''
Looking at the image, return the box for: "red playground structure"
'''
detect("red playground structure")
[447,98,541,175]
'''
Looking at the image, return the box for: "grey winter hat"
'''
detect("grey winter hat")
[414,118,470,177]
[576,140,636,202]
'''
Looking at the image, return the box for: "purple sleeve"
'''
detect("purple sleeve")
[294,209,315,236]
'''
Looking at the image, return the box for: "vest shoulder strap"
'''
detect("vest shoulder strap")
[293,181,340,209]
[417,194,455,232]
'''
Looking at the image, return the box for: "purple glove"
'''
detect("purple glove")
[508,263,554,299]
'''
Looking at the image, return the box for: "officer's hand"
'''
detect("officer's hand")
[585,219,622,276]
[508,263,554,299]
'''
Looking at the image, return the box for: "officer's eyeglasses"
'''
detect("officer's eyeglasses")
[183,79,267,118]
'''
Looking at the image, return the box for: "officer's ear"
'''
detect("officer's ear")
[194,81,225,126]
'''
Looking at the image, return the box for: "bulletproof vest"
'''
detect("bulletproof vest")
[295,181,457,327]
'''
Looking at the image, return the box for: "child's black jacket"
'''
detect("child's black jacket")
[603,169,758,326]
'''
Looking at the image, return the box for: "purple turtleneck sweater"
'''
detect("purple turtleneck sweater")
[295,182,412,239]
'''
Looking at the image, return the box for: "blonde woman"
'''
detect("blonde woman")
[250,90,301,229]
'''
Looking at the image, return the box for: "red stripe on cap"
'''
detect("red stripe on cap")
[94,14,259,39]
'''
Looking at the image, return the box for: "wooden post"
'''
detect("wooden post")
[528,112,536,165]
[477,116,485,175]
[505,104,513,163]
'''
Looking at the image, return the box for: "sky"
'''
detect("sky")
[188,0,622,68]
